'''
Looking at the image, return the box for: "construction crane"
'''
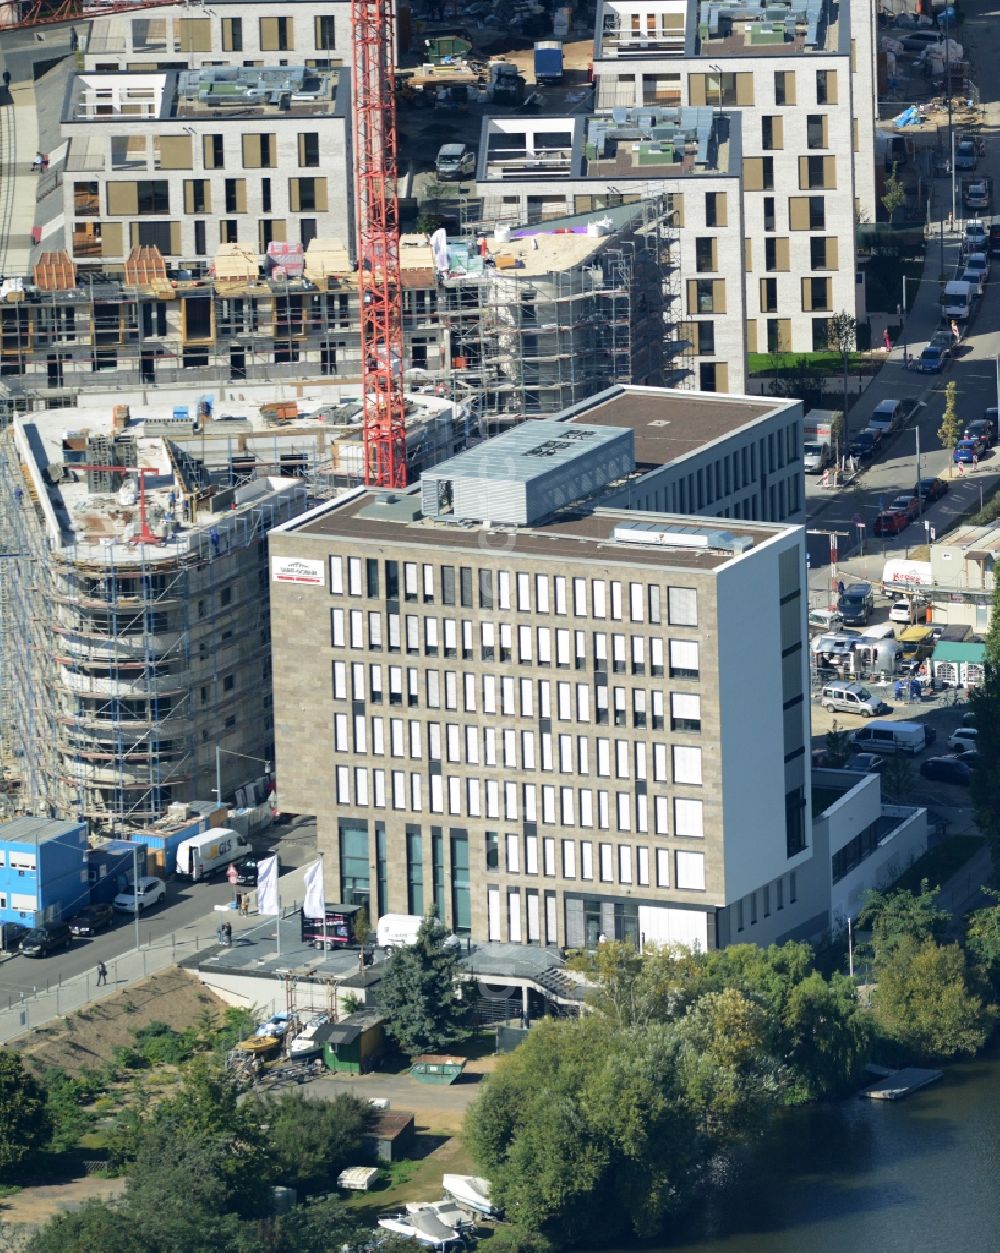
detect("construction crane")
[0,0,169,31]
[71,464,163,545]
[352,0,407,488]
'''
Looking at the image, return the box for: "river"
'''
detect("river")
[605,1051,1000,1252]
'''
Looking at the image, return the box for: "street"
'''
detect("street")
[0,817,317,1001]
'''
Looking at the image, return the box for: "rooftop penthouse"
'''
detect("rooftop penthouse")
[595,0,841,60]
[479,107,734,184]
[64,65,344,124]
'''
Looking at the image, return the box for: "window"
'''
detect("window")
[183,179,210,214]
[743,156,774,191]
[242,133,277,169]
[761,277,778,313]
[668,586,697,626]
[695,237,717,272]
[298,133,321,169]
[761,115,783,150]
[689,279,725,314]
[339,821,370,906]
[220,220,238,244]
[671,692,701,732]
[801,155,836,191]
[672,745,702,786]
[221,16,242,50]
[763,196,776,232]
[806,115,827,149]
[774,70,795,106]
[314,13,336,49]
[811,317,830,351]
[259,16,291,51]
[669,639,699,679]
[697,321,715,354]
[705,192,727,228]
[803,276,831,311]
[786,786,807,857]
[203,134,224,170]
[676,850,705,891]
[224,178,246,214]
[816,69,836,105]
[289,177,329,212]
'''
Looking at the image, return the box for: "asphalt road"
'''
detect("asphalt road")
[0,817,317,1001]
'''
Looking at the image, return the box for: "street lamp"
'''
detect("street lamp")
[214,748,271,810]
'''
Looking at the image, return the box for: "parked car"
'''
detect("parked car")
[915,476,947,502]
[848,428,882,460]
[231,855,260,887]
[838,582,874,626]
[954,749,981,768]
[948,727,978,753]
[982,408,998,438]
[68,903,115,937]
[917,344,947,373]
[963,220,988,253]
[961,264,986,298]
[821,681,890,717]
[954,438,980,465]
[844,752,885,774]
[929,328,954,359]
[955,139,979,171]
[965,251,990,281]
[434,143,476,180]
[901,29,945,51]
[19,923,72,958]
[889,598,922,623]
[804,441,832,474]
[919,756,972,785]
[113,876,166,913]
[874,510,907,536]
[890,493,921,521]
[809,607,844,631]
[964,419,994,451]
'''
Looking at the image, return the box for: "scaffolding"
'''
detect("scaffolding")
[0,420,309,831]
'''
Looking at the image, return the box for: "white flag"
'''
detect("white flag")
[256,855,279,917]
[303,857,326,920]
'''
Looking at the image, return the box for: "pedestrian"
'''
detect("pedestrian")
[96,960,107,986]
[223,921,232,946]
[883,327,892,352]
[2,70,10,91]
[951,319,960,343]
[235,891,242,914]
[31,152,43,173]
[239,893,249,916]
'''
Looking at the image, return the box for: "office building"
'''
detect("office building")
[269,386,823,949]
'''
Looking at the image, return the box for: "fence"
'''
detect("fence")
[0,927,219,1045]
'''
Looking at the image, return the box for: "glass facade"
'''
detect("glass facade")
[339,819,370,907]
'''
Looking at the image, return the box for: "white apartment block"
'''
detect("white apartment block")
[83,1,351,73]
[476,107,748,393]
[61,67,351,266]
[589,0,877,356]
[269,388,826,950]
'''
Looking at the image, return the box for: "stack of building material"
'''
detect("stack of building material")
[33,251,77,292]
[265,241,305,279]
[123,246,175,299]
[303,237,352,289]
[212,244,260,293]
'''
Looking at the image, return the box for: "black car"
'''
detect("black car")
[919,756,972,786]
[845,753,885,774]
[232,855,260,887]
[848,429,881,460]
[19,923,72,957]
[68,903,114,937]
[914,476,947,502]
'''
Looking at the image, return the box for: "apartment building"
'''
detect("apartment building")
[83,1,350,73]
[62,66,351,267]
[0,403,313,831]
[475,107,747,392]
[269,387,825,950]
[589,0,876,356]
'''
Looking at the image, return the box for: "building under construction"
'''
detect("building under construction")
[1,206,666,431]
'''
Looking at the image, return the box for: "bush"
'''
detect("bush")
[133,1021,197,1067]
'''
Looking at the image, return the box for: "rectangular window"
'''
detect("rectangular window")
[705,191,727,228]
[675,797,704,838]
[298,132,320,168]
[676,850,705,891]
[774,70,795,106]
[314,13,336,49]
[339,821,370,907]
[667,586,698,626]
[761,115,783,150]
[221,16,242,50]
[407,828,424,914]
[695,237,717,273]
[259,15,291,51]
[806,115,827,150]
[816,69,836,105]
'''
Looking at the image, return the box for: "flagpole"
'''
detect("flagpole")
[320,852,327,952]
[276,854,281,957]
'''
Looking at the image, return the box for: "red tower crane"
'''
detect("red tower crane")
[352,0,407,488]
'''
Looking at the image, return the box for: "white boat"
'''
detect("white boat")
[377,1209,464,1249]
[442,1173,496,1217]
[405,1199,475,1233]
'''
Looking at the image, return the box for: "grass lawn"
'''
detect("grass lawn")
[342,1131,477,1223]
[748,351,870,376]
[893,834,987,896]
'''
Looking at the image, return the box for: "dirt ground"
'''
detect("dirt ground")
[0,1174,126,1231]
[12,967,225,1077]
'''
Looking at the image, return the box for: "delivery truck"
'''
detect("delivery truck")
[533,40,564,84]
[175,828,252,881]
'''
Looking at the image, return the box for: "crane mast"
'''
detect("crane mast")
[352,0,408,488]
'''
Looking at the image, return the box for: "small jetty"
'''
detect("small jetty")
[862,1067,943,1101]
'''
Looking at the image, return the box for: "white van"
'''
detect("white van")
[376,913,461,954]
[849,719,927,755]
[941,280,973,320]
[175,828,252,881]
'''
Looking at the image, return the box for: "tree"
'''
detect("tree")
[254,1092,371,1194]
[352,902,371,946]
[826,312,857,445]
[938,379,962,468]
[880,754,914,801]
[870,936,995,1059]
[970,578,1000,846]
[824,720,851,768]
[966,889,1000,987]
[0,1050,50,1177]
[881,161,906,224]
[781,971,873,1101]
[858,881,950,962]
[25,1200,136,1253]
[377,915,471,1055]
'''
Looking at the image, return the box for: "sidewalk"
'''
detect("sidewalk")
[0,78,40,276]
[0,861,311,1045]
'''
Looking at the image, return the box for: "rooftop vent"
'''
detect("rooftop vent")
[613,522,754,555]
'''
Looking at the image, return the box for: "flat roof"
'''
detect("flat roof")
[561,386,791,467]
[287,491,787,572]
[0,817,85,847]
[422,420,628,486]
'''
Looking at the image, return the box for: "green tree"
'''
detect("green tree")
[881,160,906,224]
[352,902,371,946]
[965,889,1000,986]
[25,1200,136,1253]
[970,578,1000,846]
[268,1194,391,1253]
[858,881,950,962]
[870,936,995,1059]
[826,312,856,444]
[252,1091,371,1194]
[377,915,471,1054]
[0,1050,50,1177]
[938,380,962,466]
[781,970,873,1100]
[880,754,914,801]
[824,720,852,768]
